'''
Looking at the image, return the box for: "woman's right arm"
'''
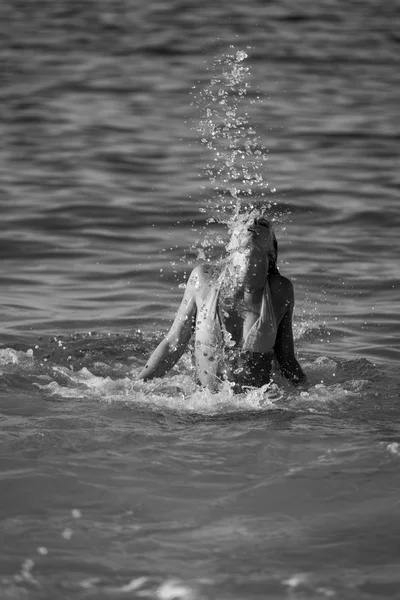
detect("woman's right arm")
[136,268,200,381]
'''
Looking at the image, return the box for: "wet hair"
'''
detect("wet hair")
[258,221,279,274]
[268,234,279,274]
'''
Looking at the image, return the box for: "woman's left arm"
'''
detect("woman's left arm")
[273,283,306,385]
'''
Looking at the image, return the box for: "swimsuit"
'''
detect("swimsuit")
[194,276,277,391]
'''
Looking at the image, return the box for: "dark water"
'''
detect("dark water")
[1,1,400,598]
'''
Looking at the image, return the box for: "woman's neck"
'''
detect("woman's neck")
[224,250,268,295]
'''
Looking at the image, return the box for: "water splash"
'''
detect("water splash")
[192,45,277,262]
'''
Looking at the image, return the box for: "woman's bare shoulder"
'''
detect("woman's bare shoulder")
[188,263,219,285]
[186,264,219,303]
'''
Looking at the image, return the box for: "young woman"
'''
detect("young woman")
[137,212,306,392]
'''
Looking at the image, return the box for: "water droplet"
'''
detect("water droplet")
[62,528,73,540]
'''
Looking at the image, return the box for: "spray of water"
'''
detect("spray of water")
[191,46,278,263]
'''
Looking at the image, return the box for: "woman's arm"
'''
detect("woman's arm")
[273,283,306,385]
[136,269,198,381]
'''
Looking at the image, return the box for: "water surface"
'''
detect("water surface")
[1,1,400,598]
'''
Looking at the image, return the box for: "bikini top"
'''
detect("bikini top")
[195,275,277,355]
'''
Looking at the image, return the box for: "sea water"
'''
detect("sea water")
[1,1,400,598]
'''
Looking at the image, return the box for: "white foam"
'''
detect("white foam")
[27,353,375,416]
[387,442,400,455]
[156,579,196,600]
[0,348,20,365]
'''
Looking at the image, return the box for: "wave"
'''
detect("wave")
[0,327,391,421]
